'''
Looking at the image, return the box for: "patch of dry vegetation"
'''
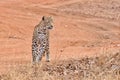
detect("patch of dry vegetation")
[56,0,120,20]
[0,51,120,80]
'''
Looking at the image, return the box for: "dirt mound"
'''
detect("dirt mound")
[0,52,120,80]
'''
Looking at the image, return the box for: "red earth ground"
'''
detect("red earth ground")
[0,0,120,74]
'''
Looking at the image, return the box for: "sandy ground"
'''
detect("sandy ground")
[0,0,120,74]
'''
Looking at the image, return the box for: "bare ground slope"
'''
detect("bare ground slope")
[0,0,120,74]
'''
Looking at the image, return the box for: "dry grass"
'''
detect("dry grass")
[0,51,120,80]
[56,0,120,20]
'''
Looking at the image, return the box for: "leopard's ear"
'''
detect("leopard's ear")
[49,16,53,22]
[42,16,45,21]
[49,16,52,19]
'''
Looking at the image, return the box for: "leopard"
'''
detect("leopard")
[32,16,53,63]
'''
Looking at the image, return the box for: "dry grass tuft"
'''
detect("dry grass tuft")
[0,51,120,80]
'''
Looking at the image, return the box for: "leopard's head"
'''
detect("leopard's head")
[42,16,53,29]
